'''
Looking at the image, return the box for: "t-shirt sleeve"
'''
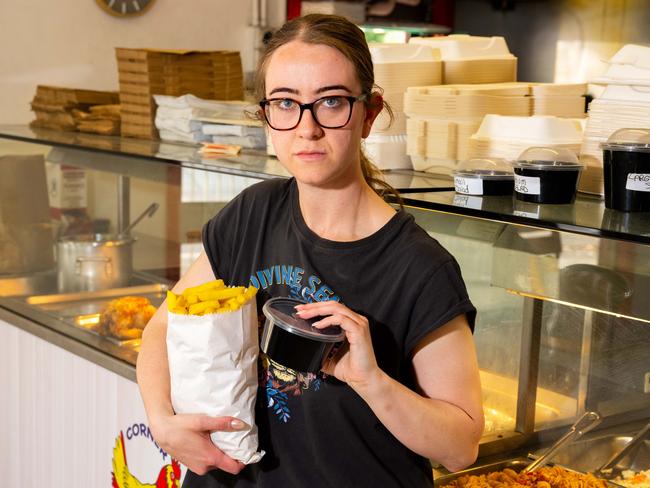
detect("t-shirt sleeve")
[201,192,247,283]
[404,258,477,357]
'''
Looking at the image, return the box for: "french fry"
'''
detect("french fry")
[198,287,245,302]
[188,300,222,315]
[181,279,225,296]
[167,290,177,309]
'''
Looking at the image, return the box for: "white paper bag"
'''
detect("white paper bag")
[166,298,264,464]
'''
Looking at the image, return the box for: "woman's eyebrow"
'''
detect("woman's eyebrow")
[267,84,352,97]
[316,85,352,94]
[269,87,299,96]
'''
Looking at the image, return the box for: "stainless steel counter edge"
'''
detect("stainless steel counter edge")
[0,305,136,381]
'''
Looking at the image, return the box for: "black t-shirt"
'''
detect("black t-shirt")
[185,178,476,488]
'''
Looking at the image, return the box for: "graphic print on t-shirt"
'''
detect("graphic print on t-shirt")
[250,264,339,424]
[249,264,341,303]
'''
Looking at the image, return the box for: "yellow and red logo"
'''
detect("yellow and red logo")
[111,430,181,488]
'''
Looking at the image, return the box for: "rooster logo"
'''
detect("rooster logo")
[111,431,181,488]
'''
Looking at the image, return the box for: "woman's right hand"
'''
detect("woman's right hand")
[150,413,247,476]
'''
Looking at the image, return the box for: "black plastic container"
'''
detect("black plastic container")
[261,297,345,373]
[453,158,514,196]
[601,128,650,212]
[513,147,583,204]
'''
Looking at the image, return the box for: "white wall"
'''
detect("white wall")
[0,0,286,124]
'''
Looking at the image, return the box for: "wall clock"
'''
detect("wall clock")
[96,0,156,17]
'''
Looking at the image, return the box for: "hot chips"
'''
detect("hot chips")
[167,280,257,315]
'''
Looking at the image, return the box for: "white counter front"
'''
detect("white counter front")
[0,318,185,487]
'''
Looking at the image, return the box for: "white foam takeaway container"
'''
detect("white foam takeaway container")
[473,115,584,145]
[369,42,441,63]
[409,35,513,60]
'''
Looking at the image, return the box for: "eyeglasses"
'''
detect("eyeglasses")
[259,94,368,131]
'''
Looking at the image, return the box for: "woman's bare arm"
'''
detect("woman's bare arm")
[136,251,245,475]
[358,316,484,471]
[299,301,484,472]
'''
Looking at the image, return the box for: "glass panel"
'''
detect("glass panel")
[0,126,454,192]
[403,191,650,245]
[408,205,650,441]
[0,139,264,363]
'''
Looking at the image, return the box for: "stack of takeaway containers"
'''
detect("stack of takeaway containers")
[409,35,517,85]
[116,48,244,139]
[402,35,586,175]
[366,43,441,169]
[404,82,586,174]
[579,44,650,195]
[404,35,518,174]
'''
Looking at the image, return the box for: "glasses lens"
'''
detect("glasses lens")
[264,99,300,130]
[313,97,351,128]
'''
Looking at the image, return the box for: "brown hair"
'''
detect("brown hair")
[255,14,402,204]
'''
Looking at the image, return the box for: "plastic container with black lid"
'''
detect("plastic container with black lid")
[261,297,346,373]
[601,128,650,212]
[452,158,514,196]
[513,147,583,204]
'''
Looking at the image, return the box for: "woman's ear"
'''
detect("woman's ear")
[361,93,384,139]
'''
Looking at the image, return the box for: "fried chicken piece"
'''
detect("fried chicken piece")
[99,296,156,340]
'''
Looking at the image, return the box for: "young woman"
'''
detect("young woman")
[137,14,484,487]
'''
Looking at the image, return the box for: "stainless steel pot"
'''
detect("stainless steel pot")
[57,233,134,292]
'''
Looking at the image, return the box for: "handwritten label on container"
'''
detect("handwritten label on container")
[454,177,483,195]
[625,173,650,192]
[514,175,541,195]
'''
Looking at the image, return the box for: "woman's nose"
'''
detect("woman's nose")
[296,108,324,139]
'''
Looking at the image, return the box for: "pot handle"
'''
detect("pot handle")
[75,256,113,276]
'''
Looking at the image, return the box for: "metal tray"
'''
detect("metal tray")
[547,434,650,478]
[25,283,167,347]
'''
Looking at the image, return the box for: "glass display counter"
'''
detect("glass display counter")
[1,125,648,459]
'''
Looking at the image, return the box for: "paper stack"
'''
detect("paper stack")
[468,114,584,160]
[154,94,263,147]
[30,85,119,132]
[405,82,586,174]
[409,35,517,85]
[367,43,441,169]
[116,48,244,139]
[579,44,650,195]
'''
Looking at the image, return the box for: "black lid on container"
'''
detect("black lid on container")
[262,297,345,342]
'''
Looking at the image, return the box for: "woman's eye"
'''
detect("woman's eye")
[276,99,296,110]
[321,97,343,108]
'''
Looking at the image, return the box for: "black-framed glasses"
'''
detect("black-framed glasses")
[259,94,368,131]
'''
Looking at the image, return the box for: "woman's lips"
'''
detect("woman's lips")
[295,150,326,161]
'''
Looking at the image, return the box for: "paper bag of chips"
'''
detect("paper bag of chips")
[166,280,263,464]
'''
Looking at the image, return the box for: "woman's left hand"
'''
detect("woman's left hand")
[294,301,381,390]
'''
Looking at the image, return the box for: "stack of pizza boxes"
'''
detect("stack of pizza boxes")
[116,48,244,139]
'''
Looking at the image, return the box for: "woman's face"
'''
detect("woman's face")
[264,40,380,188]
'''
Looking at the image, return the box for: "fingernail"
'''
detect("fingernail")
[294,309,304,315]
[230,419,245,429]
